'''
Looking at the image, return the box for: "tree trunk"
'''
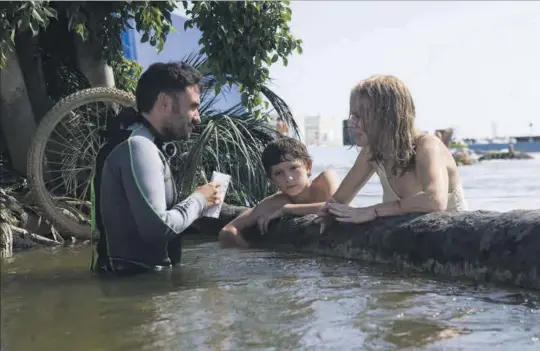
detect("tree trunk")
[14,31,55,124]
[0,50,38,176]
[73,33,115,88]
[196,205,540,291]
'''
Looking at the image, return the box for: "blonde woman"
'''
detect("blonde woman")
[319,75,467,225]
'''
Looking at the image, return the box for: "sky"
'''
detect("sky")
[263,1,540,141]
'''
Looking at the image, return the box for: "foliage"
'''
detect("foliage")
[0,1,58,68]
[0,1,303,206]
[58,1,176,65]
[183,1,303,114]
[172,107,278,207]
[112,58,143,94]
[0,1,176,70]
[169,53,288,206]
[1,1,302,120]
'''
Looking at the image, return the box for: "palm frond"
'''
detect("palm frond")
[261,85,300,138]
[169,51,301,206]
[171,105,278,206]
[180,52,235,107]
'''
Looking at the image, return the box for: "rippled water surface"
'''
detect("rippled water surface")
[1,147,539,351]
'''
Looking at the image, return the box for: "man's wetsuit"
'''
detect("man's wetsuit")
[91,112,206,275]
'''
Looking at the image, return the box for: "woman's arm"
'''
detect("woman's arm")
[332,147,375,205]
[373,136,449,217]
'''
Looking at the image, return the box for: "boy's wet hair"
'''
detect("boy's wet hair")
[262,137,312,176]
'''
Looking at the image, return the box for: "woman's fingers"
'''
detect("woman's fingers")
[328,206,352,217]
[334,215,357,223]
[327,202,351,213]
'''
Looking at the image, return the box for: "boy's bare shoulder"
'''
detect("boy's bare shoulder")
[253,192,290,212]
[311,168,340,198]
[312,168,338,184]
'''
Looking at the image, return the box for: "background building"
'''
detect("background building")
[304,115,321,145]
[303,115,340,146]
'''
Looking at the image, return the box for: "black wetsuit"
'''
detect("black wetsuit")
[91,112,206,275]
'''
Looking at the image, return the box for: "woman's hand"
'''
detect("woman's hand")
[317,197,338,217]
[257,207,284,234]
[327,202,377,224]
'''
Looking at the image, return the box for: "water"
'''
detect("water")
[309,146,540,211]
[2,146,540,351]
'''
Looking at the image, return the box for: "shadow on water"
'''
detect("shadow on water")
[1,239,540,351]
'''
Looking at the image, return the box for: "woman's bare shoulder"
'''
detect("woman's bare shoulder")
[415,134,455,165]
[416,133,445,150]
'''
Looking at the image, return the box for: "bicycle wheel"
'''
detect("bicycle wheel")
[27,87,136,239]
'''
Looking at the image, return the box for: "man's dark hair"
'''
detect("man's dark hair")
[261,137,312,175]
[135,61,202,113]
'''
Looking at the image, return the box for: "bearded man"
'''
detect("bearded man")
[91,62,221,276]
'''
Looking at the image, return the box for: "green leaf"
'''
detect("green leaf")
[28,21,39,36]
[32,9,45,24]
[42,7,58,19]
[141,32,149,43]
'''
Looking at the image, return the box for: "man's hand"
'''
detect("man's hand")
[195,182,221,208]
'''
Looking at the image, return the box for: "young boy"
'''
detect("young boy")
[218,137,339,248]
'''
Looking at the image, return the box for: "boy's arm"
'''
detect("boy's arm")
[218,194,289,247]
[281,168,340,216]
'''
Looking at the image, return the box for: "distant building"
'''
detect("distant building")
[304,115,321,145]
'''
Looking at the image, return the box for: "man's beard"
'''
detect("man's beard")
[162,123,188,141]
[162,117,191,141]
[161,106,190,141]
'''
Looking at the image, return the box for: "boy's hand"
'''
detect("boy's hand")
[257,207,284,234]
[218,229,249,248]
[317,197,338,216]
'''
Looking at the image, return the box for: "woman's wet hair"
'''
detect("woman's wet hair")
[350,75,417,176]
[261,137,312,175]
